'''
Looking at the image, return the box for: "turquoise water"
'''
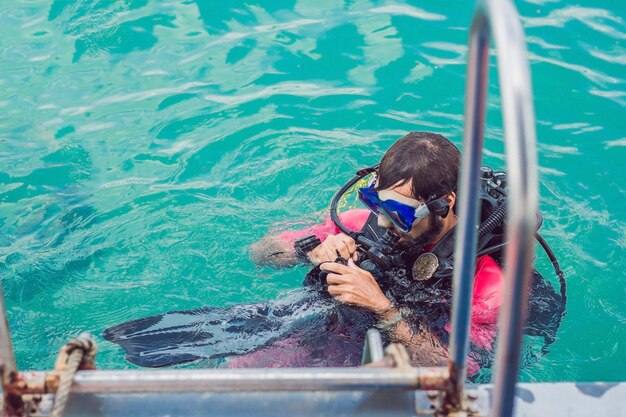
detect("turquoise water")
[0,0,624,382]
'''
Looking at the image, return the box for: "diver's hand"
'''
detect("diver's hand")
[320,258,391,314]
[308,233,357,264]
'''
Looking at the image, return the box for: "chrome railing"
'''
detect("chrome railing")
[0,288,16,388]
[447,0,538,416]
[362,328,385,365]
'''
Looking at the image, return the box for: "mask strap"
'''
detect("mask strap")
[426,197,450,218]
[356,164,379,177]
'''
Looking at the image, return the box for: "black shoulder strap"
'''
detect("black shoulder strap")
[359,212,386,242]
[430,228,456,260]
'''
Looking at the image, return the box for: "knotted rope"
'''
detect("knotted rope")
[51,333,97,417]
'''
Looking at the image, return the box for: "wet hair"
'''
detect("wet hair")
[377,132,461,204]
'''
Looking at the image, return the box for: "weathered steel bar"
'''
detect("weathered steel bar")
[487,0,539,416]
[62,367,449,393]
[361,328,385,365]
[447,5,490,409]
[0,282,17,388]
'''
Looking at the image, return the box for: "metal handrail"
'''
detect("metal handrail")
[71,367,447,393]
[362,329,385,365]
[447,0,538,416]
[0,286,17,388]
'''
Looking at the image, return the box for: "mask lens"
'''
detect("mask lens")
[412,204,430,222]
[359,183,431,233]
[358,185,380,214]
[377,214,392,228]
[380,207,411,233]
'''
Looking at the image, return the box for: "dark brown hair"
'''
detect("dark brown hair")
[377,132,461,202]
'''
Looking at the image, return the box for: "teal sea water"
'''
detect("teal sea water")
[0,0,624,382]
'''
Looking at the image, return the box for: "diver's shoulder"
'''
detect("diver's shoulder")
[337,209,371,232]
[474,255,504,287]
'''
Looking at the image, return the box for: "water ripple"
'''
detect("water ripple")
[528,52,621,86]
[604,137,626,149]
[370,5,446,21]
[589,88,626,106]
[523,6,626,39]
[202,82,370,106]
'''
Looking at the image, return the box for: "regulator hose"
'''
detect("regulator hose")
[329,165,378,239]
[474,201,566,308]
[478,200,507,240]
[535,232,567,307]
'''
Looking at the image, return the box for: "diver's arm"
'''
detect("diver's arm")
[250,233,357,268]
[321,260,447,366]
[250,233,356,268]
[377,308,447,366]
[250,237,300,268]
[250,210,369,268]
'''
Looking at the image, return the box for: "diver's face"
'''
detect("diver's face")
[377,180,443,246]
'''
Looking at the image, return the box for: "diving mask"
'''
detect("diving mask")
[357,180,450,233]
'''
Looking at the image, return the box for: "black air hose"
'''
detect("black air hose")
[330,166,378,239]
[476,200,566,309]
[478,201,508,240]
[535,232,567,307]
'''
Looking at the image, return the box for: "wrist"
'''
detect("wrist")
[374,299,396,317]
[375,308,403,331]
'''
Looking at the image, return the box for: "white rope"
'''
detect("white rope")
[51,334,97,417]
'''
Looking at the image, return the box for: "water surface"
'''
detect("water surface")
[0,0,624,382]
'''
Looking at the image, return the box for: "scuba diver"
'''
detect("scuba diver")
[240,132,503,371]
[105,132,565,376]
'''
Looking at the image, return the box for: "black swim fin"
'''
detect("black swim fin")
[103,289,335,368]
